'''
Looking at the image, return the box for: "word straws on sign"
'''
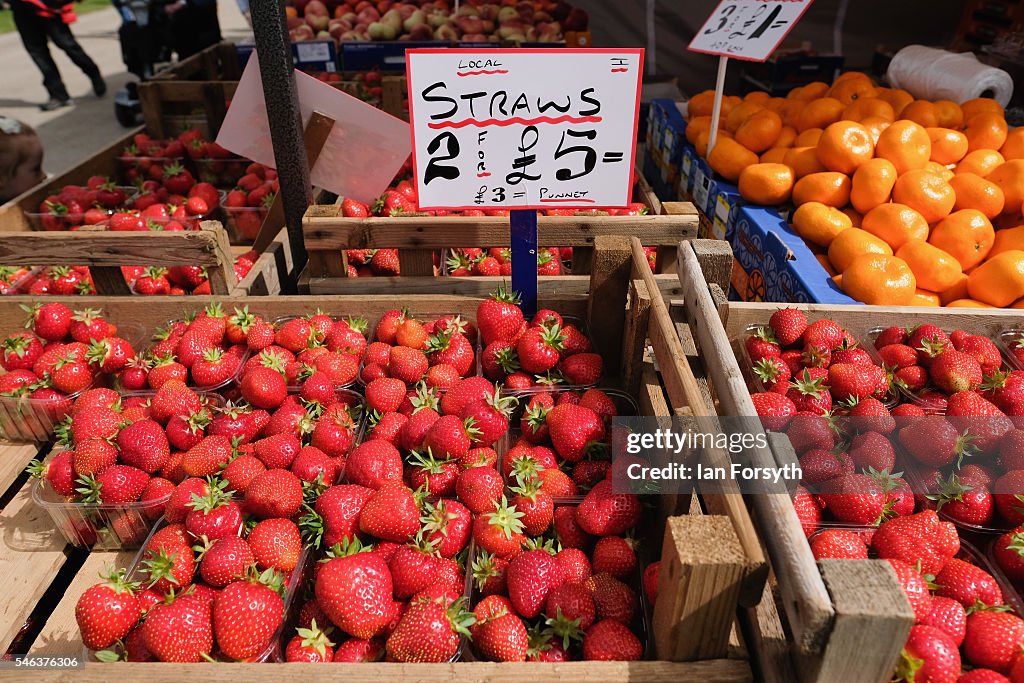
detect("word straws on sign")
[406,48,644,211]
[688,0,814,62]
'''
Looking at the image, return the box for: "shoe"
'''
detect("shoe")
[40,98,71,111]
[91,74,107,97]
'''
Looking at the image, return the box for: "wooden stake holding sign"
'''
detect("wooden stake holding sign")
[688,0,815,156]
[405,48,644,315]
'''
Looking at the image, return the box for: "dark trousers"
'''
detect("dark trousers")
[13,4,100,101]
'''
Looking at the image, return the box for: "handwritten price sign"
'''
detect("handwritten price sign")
[688,0,813,62]
[406,48,644,211]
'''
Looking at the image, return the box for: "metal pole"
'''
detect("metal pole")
[250,0,311,280]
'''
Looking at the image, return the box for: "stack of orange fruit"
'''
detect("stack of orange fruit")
[687,72,1024,308]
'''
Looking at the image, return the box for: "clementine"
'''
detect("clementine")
[688,90,718,118]
[910,290,941,307]
[928,209,995,270]
[926,128,969,165]
[964,112,1009,153]
[901,100,940,128]
[860,116,891,144]
[827,227,893,272]
[795,128,824,147]
[685,116,713,146]
[1001,128,1024,161]
[987,160,1024,213]
[967,249,1024,307]
[788,82,830,101]
[895,240,964,292]
[842,98,895,123]
[960,97,1004,122]
[875,120,932,174]
[946,299,996,308]
[861,203,930,250]
[955,149,1005,177]
[795,98,845,132]
[744,91,771,104]
[840,207,864,227]
[875,88,914,116]
[989,224,1024,258]
[760,148,790,164]
[891,170,956,224]
[725,101,764,134]
[706,136,759,183]
[938,273,970,305]
[783,146,828,178]
[816,121,875,174]
[738,163,795,205]
[828,76,877,105]
[948,173,1005,218]
[841,254,917,305]
[933,100,965,129]
[792,172,852,208]
[735,109,783,153]
[791,201,852,247]
[850,158,898,213]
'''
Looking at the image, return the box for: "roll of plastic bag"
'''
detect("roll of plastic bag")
[886,45,1014,107]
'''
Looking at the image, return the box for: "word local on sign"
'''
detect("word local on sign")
[406,49,643,210]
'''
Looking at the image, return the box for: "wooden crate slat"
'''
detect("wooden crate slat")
[302,213,698,250]
[0,442,42,498]
[0,479,69,653]
[29,550,134,657]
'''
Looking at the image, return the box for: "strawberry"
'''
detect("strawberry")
[78,465,149,504]
[899,416,973,468]
[894,625,960,683]
[386,596,474,662]
[75,568,142,650]
[117,419,170,474]
[786,370,832,415]
[420,499,472,558]
[473,496,527,558]
[871,510,959,575]
[591,535,637,578]
[958,334,1002,375]
[286,619,335,663]
[389,541,441,599]
[946,391,1013,453]
[141,592,214,662]
[930,473,993,527]
[69,308,110,344]
[575,480,641,536]
[149,380,202,424]
[993,528,1024,581]
[559,353,603,386]
[963,610,1024,674]
[365,377,406,413]
[927,347,983,394]
[426,330,475,377]
[198,535,255,588]
[27,451,76,497]
[221,455,265,495]
[517,323,565,374]
[752,357,791,393]
[304,484,373,550]
[585,573,638,624]
[358,482,421,542]
[546,404,605,462]
[810,529,869,560]
[345,439,402,489]
[24,302,73,341]
[474,603,528,662]
[191,348,240,388]
[918,596,967,647]
[181,434,233,478]
[423,415,479,460]
[768,308,807,346]
[316,538,393,639]
[817,472,886,525]
[885,559,933,622]
[333,637,385,662]
[241,366,287,410]
[848,431,895,472]
[245,469,303,519]
[744,327,780,363]
[213,568,286,660]
[844,397,895,434]
[751,391,797,431]
[406,450,459,498]
[456,465,504,514]
[70,438,119,478]
[793,487,822,537]
[477,286,526,346]
[802,319,844,350]
[786,414,837,454]
[582,619,642,661]
[935,557,1004,609]
[509,476,553,536]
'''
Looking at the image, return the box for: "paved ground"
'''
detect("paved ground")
[0,2,251,175]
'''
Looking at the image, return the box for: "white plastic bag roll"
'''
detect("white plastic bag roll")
[886,45,1014,107]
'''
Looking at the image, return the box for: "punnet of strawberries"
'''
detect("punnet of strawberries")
[743,307,1024,680]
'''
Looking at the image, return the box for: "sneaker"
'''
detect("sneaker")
[40,98,71,111]
[91,74,107,97]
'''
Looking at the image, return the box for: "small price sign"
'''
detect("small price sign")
[688,0,813,62]
[406,48,644,211]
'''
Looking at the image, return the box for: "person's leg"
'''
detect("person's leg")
[12,7,69,102]
[46,20,106,95]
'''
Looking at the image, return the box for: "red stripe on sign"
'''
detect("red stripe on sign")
[428,115,603,129]
[539,198,596,203]
[456,69,509,76]
[610,68,628,72]
[477,172,492,177]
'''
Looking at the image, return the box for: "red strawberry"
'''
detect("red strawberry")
[871,510,959,575]
[752,357,791,393]
[930,473,993,527]
[895,625,960,683]
[79,464,150,504]
[744,327,780,363]
[285,619,335,663]
[934,558,1004,609]
[844,397,895,434]
[358,482,420,542]
[993,470,1024,527]
[386,596,474,662]
[345,439,402,489]
[185,480,243,541]
[546,404,605,462]
[212,568,285,660]
[198,535,255,588]
[802,319,844,350]
[928,348,983,394]
[848,430,896,472]
[885,559,932,622]
[582,619,642,661]
[899,416,972,468]
[963,610,1024,674]
[810,529,869,560]
[874,326,908,349]
[117,419,170,474]
[575,480,641,536]
[768,308,808,346]
[506,546,562,619]
[365,377,406,413]
[477,286,526,346]
[75,568,142,650]
[473,496,527,558]
[920,596,966,646]
[751,391,797,431]
[591,535,638,578]
[245,469,303,519]
[817,473,886,525]
[474,601,528,662]
[141,592,214,662]
[241,366,287,410]
[456,465,504,514]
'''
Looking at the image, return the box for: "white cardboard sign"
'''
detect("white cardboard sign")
[406,48,643,211]
[688,0,814,62]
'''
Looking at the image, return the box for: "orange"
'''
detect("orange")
[956,149,1005,177]
[840,253,917,305]
[792,172,852,208]
[928,209,995,270]
[760,148,790,164]
[725,101,764,133]
[795,98,845,132]
[735,109,783,153]
[948,173,1005,218]
[960,97,1004,122]
[840,206,864,227]
[791,202,852,247]
[925,162,956,182]
[891,170,956,224]
[784,146,827,178]
[827,227,893,272]
[1001,128,1024,161]
[685,116,713,145]
[967,249,1024,306]
[706,136,760,183]
[860,116,891,144]
[744,91,771,104]
[795,128,824,147]
[738,163,795,205]
[938,273,970,305]
[926,128,969,165]
[861,203,930,250]
[987,160,1024,211]
[895,240,964,292]
[990,224,1024,258]
[901,100,940,128]
[788,82,830,101]
[946,299,996,308]
[875,88,914,116]
[964,112,1009,153]
[828,77,877,105]
[816,121,875,174]
[816,254,838,277]
[875,120,932,174]
[933,100,965,129]
[775,125,798,148]
[694,128,732,158]
[842,98,895,123]
[850,158,898,213]
[763,97,789,114]
[688,90,718,118]
[910,289,942,307]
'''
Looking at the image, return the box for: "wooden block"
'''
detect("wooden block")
[399,249,437,277]
[30,550,134,657]
[796,560,914,683]
[689,239,734,295]
[653,515,746,661]
[0,481,69,653]
[586,236,632,373]
[621,279,653,396]
[739,582,797,683]
[0,442,40,498]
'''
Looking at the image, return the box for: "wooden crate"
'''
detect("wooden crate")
[299,190,697,295]
[0,239,784,680]
[669,244,1019,681]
